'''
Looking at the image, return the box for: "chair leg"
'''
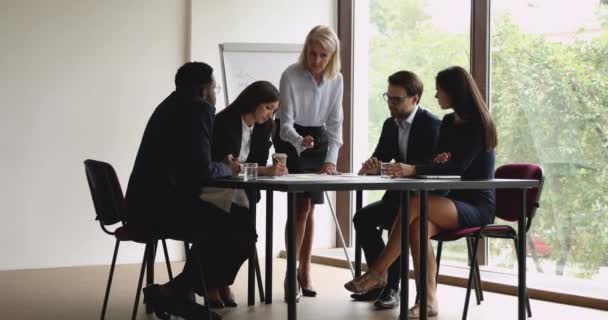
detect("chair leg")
[145,241,158,314]
[435,241,443,288]
[132,243,149,320]
[462,236,481,320]
[466,238,482,305]
[191,249,212,320]
[474,254,484,302]
[100,239,120,320]
[161,239,173,280]
[255,249,265,302]
[512,237,533,318]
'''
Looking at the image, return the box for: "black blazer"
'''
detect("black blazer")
[370,107,441,202]
[211,106,273,202]
[212,107,272,166]
[125,91,232,229]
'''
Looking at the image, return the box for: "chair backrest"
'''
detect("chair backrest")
[84,159,127,228]
[494,163,544,228]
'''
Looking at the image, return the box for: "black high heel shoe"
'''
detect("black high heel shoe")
[219,287,237,308]
[143,284,222,320]
[297,272,317,297]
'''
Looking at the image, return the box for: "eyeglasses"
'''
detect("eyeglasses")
[214,84,223,95]
[382,92,408,104]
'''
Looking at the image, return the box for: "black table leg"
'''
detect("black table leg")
[518,189,527,319]
[265,191,274,304]
[248,188,257,306]
[287,192,297,320]
[400,191,410,320]
[355,190,362,277]
[419,190,428,320]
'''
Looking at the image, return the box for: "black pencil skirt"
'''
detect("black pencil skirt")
[273,119,328,204]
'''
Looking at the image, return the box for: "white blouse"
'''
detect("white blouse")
[277,63,344,165]
[200,117,253,213]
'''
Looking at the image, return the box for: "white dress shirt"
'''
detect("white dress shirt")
[200,117,253,213]
[277,63,344,164]
[394,105,418,161]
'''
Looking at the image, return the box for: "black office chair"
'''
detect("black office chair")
[85,159,265,319]
[84,159,180,319]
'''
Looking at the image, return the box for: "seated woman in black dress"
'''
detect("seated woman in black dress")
[200,80,287,308]
[344,66,497,319]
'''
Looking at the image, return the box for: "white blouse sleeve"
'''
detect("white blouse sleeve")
[324,74,344,164]
[278,70,305,154]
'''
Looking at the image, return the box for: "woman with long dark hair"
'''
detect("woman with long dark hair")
[344,66,497,318]
[200,80,287,308]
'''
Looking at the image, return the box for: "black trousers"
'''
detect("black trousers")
[165,201,257,292]
[353,194,401,290]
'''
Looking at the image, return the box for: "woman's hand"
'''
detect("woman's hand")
[385,163,415,178]
[260,162,288,176]
[302,135,315,150]
[318,162,339,175]
[433,152,451,164]
[357,157,381,175]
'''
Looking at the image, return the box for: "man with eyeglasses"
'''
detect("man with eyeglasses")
[351,70,441,310]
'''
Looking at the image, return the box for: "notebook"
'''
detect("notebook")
[416,175,461,179]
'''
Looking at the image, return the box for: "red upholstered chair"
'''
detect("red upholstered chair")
[431,163,544,319]
[84,159,176,320]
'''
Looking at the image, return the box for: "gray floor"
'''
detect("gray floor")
[1,259,606,319]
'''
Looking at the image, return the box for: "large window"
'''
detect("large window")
[354,0,472,266]
[489,0,608,299]
[351,0,608,303]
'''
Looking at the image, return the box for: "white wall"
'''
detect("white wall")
[191,0,339,256]
[0,0,189,270]
[0,0,339,271]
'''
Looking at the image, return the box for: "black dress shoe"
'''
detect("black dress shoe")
[350,287,383,302]
[143,285,222,320]
[207,298,225,309]
[374,287,400,310]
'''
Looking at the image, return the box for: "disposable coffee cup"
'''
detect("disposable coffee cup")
[272,153,288,165]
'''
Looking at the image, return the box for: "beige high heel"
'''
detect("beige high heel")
[344,270,387,293]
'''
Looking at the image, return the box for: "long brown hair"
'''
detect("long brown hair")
[225,80,279,115]
[436,66,497,151]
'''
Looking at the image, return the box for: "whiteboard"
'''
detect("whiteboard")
[219,43,302,104]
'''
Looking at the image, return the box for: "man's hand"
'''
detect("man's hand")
[318,162,339,175]
[357,157,381,175]
[223,154,241,176]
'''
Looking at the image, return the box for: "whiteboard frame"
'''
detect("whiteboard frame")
[218,43,303,104]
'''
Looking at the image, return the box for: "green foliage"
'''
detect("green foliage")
[368,0,468,153]
[368,0,608,278]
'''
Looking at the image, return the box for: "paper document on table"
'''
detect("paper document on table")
[256,173,367,181]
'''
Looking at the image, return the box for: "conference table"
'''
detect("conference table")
[207,174,539,320]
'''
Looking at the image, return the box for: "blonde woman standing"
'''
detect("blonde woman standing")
[274,25,343,300]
